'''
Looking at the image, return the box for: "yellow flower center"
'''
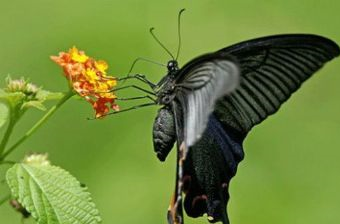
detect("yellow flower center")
[95,60,108,74]
[85,68,98,83]
[70,47,89,63]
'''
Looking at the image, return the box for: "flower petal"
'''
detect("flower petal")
[51,47,119,118]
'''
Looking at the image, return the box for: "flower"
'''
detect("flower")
[51,47,119,118]
[5,77,39,100]
[1,77,52,112]
[23,153,50,166]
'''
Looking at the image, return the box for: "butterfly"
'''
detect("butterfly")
[148,33,340,224]
[113,10,340,224]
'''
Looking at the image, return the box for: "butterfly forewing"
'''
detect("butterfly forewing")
[215,34,340,134]
[174,56,240,149]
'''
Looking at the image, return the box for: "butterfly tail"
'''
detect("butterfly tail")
[167,142,187,224]
[167,194,183,224]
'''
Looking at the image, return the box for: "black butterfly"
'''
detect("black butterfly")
[148,33,340,224]
[113,12,340,224]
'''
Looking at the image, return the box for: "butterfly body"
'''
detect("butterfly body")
[148,34,339,224]
[153,107,176,161]
[155,60,179,104]
[152,61,180,161]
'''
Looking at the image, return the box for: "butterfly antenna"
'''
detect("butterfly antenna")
[150,27,175,60]
[175,8,186,61]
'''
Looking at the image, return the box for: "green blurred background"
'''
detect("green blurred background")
[0,0,340,223]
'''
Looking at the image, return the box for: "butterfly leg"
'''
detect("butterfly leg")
[118,74,157,89]
[106,102,156,115]
[112,84,155,95]
[126,57,166,75]
[117,95,157,103]
[89,102,157,119]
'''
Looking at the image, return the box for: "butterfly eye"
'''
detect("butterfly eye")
[161,94,175,105]
[167,60,179,72]
[163,95,170,103]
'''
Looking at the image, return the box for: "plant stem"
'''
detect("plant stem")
[0,160,16,165]
[0,91,74,161]
[0,194,10,206]
[0,115,16,156]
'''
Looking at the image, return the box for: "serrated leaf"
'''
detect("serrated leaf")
[6,160,102,224]
[0,103,9,128]
[22,101,47,111]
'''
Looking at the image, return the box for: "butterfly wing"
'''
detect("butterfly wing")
[167,100,184,224]
[182,114,244,224]
[167,34,339,224]
[167,55,241,224]
[214,34,340,134]
[174,54,240,152]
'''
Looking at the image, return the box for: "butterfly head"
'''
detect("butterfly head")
[167,60,179,73]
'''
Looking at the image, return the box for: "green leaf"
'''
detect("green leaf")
[0,89,6,97]
[22,101,47,111]
[0,91,25,108]
[36,90,64,101]
[6,155,102,224]
[0,103,9,128]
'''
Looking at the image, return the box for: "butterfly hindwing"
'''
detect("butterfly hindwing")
[168,105,245,224]
[183,114,244,224]
[167,100,184,224]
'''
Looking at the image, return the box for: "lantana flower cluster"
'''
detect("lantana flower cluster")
[51,47,119,118]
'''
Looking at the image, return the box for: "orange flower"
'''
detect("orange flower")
[51,47,119,118]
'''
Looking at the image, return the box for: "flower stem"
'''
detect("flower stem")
[0,114,17,156]
[0,160,16,165]
[0,91,75,161]
[0,194,10,206]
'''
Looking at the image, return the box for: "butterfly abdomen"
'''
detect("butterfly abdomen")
[153,107,176,161]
